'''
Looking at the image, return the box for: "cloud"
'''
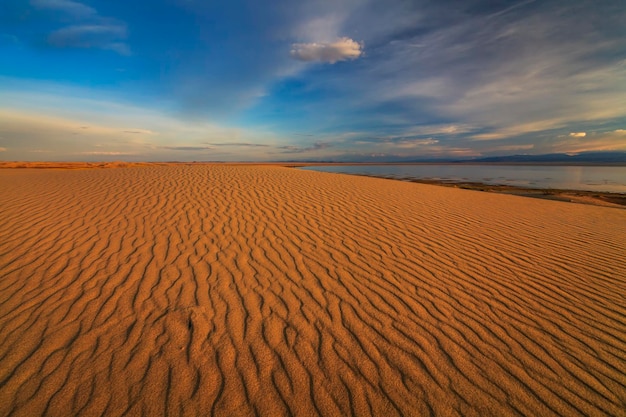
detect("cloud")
[30,0,131,55]
[123,129,154,134]
[207,142,270,147]
[551,129,626,153]
[0,147,7,152]
[469,119,574,141]
[77,151,135,156]
[161,146,214,151]
[0,34,20,46]
[487,144,535,152]
[278,141,332,153]
[287,1,626,154]
[569,132,586,137]
[0,87,285,161]
[290,37,363,63]
[31,0,96,18]
[48,24,130,55]
[393,138,439,148]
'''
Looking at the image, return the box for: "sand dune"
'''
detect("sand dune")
[0,164,625,416]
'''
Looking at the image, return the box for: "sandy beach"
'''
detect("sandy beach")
[0,163,625,416]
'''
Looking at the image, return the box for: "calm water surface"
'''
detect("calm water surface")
[300,165,626,193]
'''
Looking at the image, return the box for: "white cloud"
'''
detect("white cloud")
[569,132,586,137]
[394,138,439,148]
[551,129,626,153]
[390,124,474,138]
[470,119,568,141]
[290,37,363,64]
[306,2,626,151]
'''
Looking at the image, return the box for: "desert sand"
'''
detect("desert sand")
[0,164,625,416]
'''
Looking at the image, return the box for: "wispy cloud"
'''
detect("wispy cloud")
[161,146,214,151]
[31,0,96,18]
[485,144,535,152]
[77,151,136,156]
[392,138,439,149]
[0,147,7,152]
[287,0,626,154]
[278,141,332,153]
[123,129,154,134]
[290,38,363,64]
[5,1,626,160]
[551,129,626,153]
[31,0,131,55]
[0,34,20,46]
[48,24,130,55]
[206,142,270,147]
[470,119,581,141]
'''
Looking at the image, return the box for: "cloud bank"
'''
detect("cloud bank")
[290,37,362,63]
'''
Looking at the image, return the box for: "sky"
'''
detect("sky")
[1,0,625,161]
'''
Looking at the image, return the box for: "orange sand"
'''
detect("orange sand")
[0,164,625,416]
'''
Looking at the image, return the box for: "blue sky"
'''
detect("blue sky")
[1,0,625,161]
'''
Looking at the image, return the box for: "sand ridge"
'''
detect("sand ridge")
[0,164,625,416]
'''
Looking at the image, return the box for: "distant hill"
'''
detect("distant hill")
[461,152,626,164]
[282,151,626,164]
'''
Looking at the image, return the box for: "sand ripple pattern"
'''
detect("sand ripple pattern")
[1,165,625,416]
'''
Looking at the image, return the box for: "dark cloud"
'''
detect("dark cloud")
[206,142,270,147]
[161,146,214,151]
[278,141,332,153]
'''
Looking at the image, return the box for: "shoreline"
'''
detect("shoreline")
[321,172,626,209]
[1,161,624,208]
[286,166,626,209]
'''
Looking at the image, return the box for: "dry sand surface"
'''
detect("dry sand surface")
[0,164,625,417]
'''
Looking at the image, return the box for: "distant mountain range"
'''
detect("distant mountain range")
[459,152,626,164]
[290,151,626,164]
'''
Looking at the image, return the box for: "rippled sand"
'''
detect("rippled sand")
[1,164,625,416]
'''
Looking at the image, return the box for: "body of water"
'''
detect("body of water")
[300,165,626,193]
